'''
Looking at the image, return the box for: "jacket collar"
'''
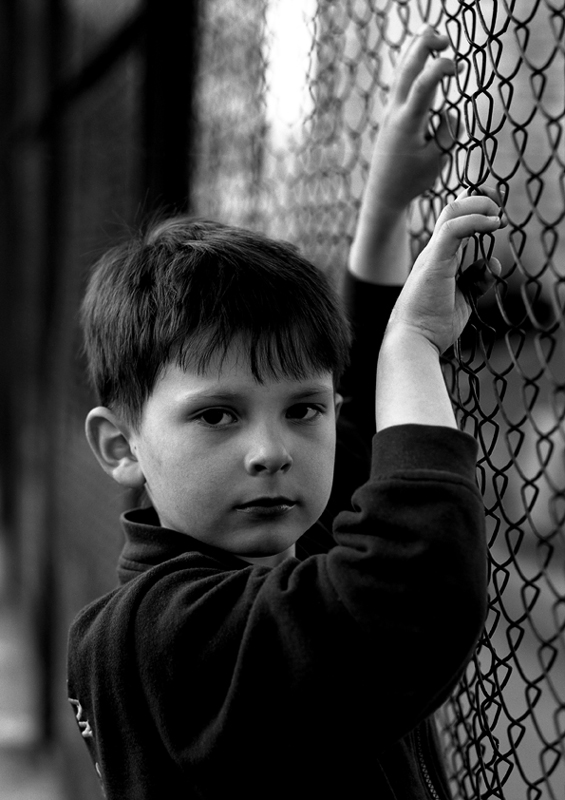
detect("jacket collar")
[118,506,335,584]
[118,506,245,584]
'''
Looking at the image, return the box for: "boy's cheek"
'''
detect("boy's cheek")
[314,439,338,503]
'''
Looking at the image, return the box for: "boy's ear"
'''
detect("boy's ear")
[85,407,145,489]
[334,392,344,420]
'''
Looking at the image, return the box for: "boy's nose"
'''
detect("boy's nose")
[244,429,293,475]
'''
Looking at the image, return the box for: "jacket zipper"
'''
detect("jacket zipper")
[415,726,442,800]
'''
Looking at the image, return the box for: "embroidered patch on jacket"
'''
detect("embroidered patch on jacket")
[68,697,94,739]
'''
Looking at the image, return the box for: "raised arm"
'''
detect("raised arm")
[338,28,460,442]
[349,26,458,286]
[376,188,505,430]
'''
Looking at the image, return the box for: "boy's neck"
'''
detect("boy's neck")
[237,544,296,568]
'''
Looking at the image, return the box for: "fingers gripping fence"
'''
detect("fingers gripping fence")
[192,1,565,797]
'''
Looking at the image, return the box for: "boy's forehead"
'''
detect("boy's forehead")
[156,358,334,396]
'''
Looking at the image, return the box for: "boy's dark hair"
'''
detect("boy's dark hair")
[81,216,351,426]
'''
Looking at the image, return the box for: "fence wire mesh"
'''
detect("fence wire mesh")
[191,1,565,798]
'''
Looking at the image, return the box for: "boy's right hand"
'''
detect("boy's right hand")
[386,187,504,354]
[368,26,458,214]
[349,26,459,285]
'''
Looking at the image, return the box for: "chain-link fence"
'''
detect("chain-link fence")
[192,1,565,798]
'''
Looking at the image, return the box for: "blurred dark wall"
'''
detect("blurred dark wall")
[0,1,199,797]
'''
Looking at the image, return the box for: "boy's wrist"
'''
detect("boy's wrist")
[348,208,410,285]
[376,326,456,431]
[357,177,410,225]
[380,323,442,361]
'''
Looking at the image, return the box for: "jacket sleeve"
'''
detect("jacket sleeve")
[321,273,402,522]
[338,271,402,441]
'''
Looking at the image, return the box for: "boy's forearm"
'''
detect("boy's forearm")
[376,328,457,431]
[348,206,411,286]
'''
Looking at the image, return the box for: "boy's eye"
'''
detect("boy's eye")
[195,409,237,427]
[287,403,323,422]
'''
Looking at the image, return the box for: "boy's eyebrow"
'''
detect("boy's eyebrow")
[176,384,334,405]
[287,384,335,400]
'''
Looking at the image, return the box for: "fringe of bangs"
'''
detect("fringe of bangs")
[173,322,340,383]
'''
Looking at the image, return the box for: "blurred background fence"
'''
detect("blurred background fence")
[0,0,563,798]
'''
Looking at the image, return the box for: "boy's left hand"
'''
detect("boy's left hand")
[376,188,505,431]
[387,187,505,354]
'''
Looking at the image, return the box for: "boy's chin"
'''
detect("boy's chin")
[232,527,304,566]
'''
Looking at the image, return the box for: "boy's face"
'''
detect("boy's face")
[125,341,337,564]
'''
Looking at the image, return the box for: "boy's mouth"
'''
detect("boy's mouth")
[235,496,296,516]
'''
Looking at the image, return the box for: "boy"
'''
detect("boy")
[68,29,502,799]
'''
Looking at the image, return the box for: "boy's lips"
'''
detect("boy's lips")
[235,496,296,516]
